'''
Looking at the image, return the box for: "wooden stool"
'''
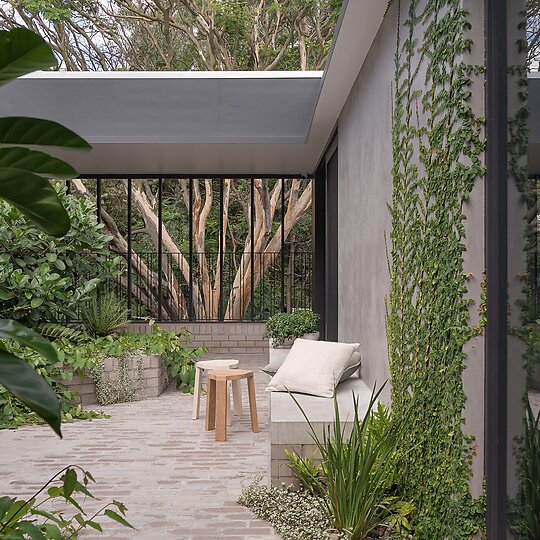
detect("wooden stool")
[205,369,259,442]
[192,359,243,421]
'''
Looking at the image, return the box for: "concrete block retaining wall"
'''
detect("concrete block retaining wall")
[66,354,167,406]
[269,378,371,488]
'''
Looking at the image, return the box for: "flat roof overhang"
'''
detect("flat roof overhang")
[0,0,389,175]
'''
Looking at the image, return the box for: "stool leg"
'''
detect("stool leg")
[192,366,202,420]
[215,379,228,442]
[232,379,243,416]
[227,381,232,426]
[247,375,259,433]
[205,378,216,431]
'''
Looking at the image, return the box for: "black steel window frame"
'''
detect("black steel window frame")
[78,174,313,322]
[485,0,508,537]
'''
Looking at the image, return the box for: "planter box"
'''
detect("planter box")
[65,354,168,406]
[270,377,371,488]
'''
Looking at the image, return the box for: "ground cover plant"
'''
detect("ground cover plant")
[238,480,333,540]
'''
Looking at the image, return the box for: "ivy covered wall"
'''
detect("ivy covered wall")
[387,0,486,537]
[338,0,487,519]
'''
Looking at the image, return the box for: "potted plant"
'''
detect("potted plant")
[262,309,320,374]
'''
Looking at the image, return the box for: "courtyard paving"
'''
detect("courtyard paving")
[0,360,279,539]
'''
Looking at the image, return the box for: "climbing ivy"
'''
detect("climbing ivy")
[387,1,485,538]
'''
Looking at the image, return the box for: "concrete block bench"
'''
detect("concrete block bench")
[269,377,373,487]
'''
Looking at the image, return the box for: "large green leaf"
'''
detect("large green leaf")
[0,147,77,179]
[0,117,91,150]
[0,351,61,437]
[0,169,70,236]
[0,28,56,86]
[0,319,58,365]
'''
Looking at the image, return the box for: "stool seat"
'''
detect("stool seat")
[197,359,239,370]
[207,369,254,381]
[205,369,259,441]
[192,359,242,421]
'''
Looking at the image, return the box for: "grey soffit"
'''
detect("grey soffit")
[0,0,390,175]
[0,72,322,144]
[528,74,540,175]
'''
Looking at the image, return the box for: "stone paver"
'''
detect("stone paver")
[0,359,279,539]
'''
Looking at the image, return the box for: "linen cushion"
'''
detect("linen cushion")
[266,338,359,398]
[339,351,361,382]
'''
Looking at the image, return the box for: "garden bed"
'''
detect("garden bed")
[65,354,168,406]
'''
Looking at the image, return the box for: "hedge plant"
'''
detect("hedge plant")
[0,186,120,326]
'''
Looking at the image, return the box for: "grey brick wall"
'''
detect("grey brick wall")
[128,322,269,365]
[66,354,167,405]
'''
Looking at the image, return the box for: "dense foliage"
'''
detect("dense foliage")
[0,26,92,436]
[81,292,129,337]
[289,386,412,539]
[0,0,343,71]
[1,323,205,428]
[264,308,319,347]
[0,186,120,325]
[387,0,486,537]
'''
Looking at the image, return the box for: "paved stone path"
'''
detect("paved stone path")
[0,362,280,539]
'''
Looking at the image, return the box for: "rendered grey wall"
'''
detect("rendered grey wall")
[336,0,486,491]
[336,1,396,401]
[460,0,487,497]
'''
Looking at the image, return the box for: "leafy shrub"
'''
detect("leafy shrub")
[289,385,413,540]
[1,323,204,428]
[62,322,206,393]
[264,309,320,347]
[0,186,121,325]
[81,292,129,337]
[0,466,134,537]
[0,337,106,430]
[285,450,325,496]
[37,322,86,343]
[238,480,333,540]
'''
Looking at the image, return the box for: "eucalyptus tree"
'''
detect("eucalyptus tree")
[0,0,340,318]
[0,0,342,71]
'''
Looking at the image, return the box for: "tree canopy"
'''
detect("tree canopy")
[0,0,342,71]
